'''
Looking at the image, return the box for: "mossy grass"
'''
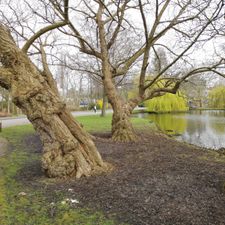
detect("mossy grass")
[0,114,153,225]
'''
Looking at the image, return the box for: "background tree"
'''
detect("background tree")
[151,47,168,75]
[181,76,208,108]
[0,88,20,116]
[208,85,225,109]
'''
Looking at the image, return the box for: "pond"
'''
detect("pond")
[137,110,225,150]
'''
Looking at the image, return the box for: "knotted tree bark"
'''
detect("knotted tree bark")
[96,5,138,142]
[103,74,137,142]
[0,24,107,178]
[111,105,136,142]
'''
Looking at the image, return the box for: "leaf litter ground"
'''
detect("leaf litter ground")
[18,131,225,225]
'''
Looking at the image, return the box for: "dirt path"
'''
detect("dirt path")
[19,132,225,225]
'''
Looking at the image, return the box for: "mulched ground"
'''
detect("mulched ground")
[20,131,225,225]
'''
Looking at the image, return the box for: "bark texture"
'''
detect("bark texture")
[0,24,106,178]
[102,71,137,142]
[111,106,137,142]
[101,87,107,117]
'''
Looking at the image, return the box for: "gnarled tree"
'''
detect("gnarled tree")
[3,0,224,142]
[0,21,107,178]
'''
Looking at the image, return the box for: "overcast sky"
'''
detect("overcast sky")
[1,0,224,89]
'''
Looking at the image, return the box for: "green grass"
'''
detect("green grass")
[0,120,129,225]
[77,114,112,132]
[0,114,153,225]
[76,114,155,132]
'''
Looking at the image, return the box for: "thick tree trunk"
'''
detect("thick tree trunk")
[0,24,107,178]
[101,87,107,117]
[102,77,137,141]
[22,95,106,178]
[111,106,137,142]
[97,8,137,142]
[32,107,104,178]
[24,95,106,178]
[101,70,138,141]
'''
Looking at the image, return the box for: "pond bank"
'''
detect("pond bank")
[136,110,225,150]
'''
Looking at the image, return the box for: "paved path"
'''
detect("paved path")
[0,110,112,128]
[0,107,145,128]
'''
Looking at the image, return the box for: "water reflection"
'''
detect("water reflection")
[149,113,187,135]
[140,110,225,150]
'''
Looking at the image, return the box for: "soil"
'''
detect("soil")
[19,131,225,225]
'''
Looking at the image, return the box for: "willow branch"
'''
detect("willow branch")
[145,61,225,101]
[64,0,69,20]
[144,19,221,90]
[22,21,68,53]
[107,0,128,49]
[115,46,145,76]
[40,45,59,94]
[116,0,194,78]
[138,0,150,96]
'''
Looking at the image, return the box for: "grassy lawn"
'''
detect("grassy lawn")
[77,114,155,133]
[0,114,152,225]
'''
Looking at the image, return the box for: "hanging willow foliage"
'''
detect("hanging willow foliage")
[145,92,189,113]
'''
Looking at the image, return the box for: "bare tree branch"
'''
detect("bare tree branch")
[22,21,69,53]
[107,0,128,49]
[40,44,59,94]
[144,1,224,90]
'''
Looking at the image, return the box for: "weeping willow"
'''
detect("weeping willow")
[145,92,189,113]
[127,76,189,112]
[208,85,225,109]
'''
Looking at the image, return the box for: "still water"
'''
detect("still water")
[138,110,225,150]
